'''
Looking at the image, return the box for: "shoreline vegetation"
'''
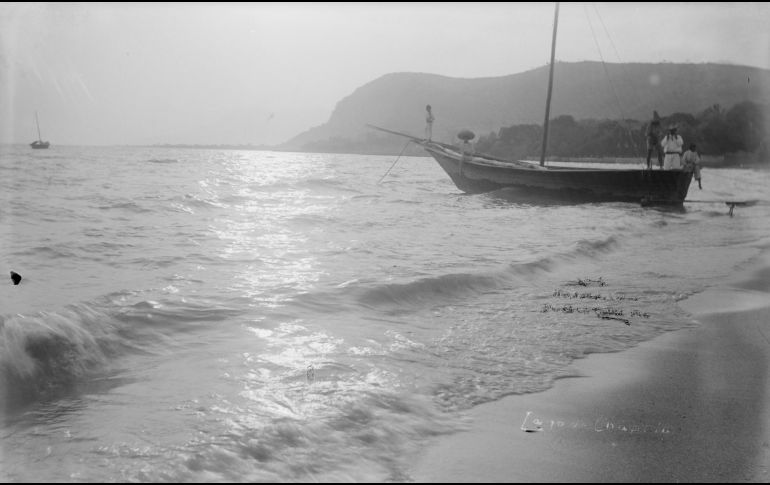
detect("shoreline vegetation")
[293,100,769,167]
[472,101,769,164]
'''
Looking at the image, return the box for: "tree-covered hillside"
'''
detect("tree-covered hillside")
[282,62,770,158]
[473,101,769,165]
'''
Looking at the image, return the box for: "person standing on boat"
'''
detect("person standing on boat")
[425,105,435,141]
[645,114,663,170]
[661,125,684,170]
[682,143,703,189]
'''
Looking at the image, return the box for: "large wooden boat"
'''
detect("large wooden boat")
[368,126,692,205]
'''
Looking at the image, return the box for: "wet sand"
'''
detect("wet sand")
[410,269,770,482]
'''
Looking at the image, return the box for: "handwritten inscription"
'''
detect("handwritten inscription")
[544,277,651,326]
[543,289,651,326]
[541,304,649,321]
[567,277,607,287]
[520,411,673,435]
[542,303,627,315]
[552,289,639,302]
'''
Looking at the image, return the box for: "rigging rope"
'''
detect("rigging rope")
[584,4,645,164]
[377,139,414,184]
[592,4,651,118]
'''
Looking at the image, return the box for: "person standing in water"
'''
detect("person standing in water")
[682,143,703,189]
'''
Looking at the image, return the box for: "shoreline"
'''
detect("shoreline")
[409,263,770,482]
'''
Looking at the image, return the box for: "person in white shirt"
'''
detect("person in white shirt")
[682,143,702,189]
[660,125,684,170]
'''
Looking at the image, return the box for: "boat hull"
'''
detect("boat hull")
[30,141,50,149]
[424,144,692,205]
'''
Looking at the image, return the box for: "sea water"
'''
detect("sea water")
[1,145,769,481]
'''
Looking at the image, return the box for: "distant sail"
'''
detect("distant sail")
[30,111,50,149]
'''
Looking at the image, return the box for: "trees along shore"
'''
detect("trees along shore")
[474,101,769,167]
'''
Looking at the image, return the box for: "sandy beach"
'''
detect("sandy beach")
[410,258,770,482]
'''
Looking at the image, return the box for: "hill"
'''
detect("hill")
[280,61,770,156]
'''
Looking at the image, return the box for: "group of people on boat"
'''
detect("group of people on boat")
[423,105,702,190]
[646,112,702,189]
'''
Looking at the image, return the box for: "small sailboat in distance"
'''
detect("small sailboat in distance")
[30,111,50,149]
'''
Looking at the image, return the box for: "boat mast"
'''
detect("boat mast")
[539,2,559,167]
[35,111,42,141]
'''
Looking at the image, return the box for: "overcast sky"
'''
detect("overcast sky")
[1,2,768,146]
